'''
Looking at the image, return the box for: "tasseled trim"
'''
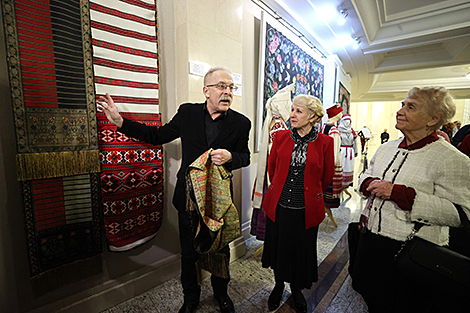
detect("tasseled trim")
[196,252,229,284]
[16,150,101,181]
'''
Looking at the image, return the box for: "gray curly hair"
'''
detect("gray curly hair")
[407,86,456,131]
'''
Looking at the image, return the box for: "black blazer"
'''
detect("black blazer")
[119,102,251,211]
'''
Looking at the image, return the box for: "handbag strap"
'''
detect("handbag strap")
[394,223,423,259]
[395,203,470,259]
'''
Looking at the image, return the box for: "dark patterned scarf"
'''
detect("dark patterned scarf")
[290,125,319,170]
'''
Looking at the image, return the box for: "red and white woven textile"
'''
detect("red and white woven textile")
[90,0,163,251]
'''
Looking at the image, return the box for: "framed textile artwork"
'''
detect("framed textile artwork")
[3,0,100,181]
[338,82,351,114]
[2,0,103,292]
[2,0,163,290]
[256,12,325,151]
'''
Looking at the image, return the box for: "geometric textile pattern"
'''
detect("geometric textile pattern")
[3,0,98,153]
[322,125,343,209]
[23,173,102,277]
[90,0,159,109]
[187,149,240,254]
[98,112,163,251]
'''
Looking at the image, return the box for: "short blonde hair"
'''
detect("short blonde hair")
[292,94,325,124]
[407,86,456,131]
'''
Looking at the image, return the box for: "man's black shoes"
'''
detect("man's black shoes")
[179,294,234,312]
[214,294,235,313]
[178,301,199,313]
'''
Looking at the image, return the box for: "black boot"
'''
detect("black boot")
[214,293,235,313]
[178,301,199,313]
[211,275,234,313]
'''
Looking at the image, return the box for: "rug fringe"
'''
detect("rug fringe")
[16,150,101,181]
[196,252,230,284]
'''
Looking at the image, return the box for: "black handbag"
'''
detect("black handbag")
[394,204,470,303]
[347,222,360,278]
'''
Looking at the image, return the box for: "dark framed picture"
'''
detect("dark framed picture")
[338,82,350,114]
[255,12,325,151]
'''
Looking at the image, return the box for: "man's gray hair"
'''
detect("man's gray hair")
[204,66,232,85]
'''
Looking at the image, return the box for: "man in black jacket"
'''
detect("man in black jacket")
[97,67,251,313]
[380,128,389,144]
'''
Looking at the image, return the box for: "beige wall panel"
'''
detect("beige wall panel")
[188,0,242,43]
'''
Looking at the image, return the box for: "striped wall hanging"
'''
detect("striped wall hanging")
[90,0,163,251]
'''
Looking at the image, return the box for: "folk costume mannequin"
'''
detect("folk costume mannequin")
[338,114,357,197]
[321,103,343,227]
[251,84,294,256]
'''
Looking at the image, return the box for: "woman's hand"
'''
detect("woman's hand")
[96,93,124,128]
[366,180,393,199]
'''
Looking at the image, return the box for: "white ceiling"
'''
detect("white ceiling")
[259,0,470,101]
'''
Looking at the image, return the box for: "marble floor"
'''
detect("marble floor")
[100,191,369,313]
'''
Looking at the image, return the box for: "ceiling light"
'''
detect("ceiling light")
[317,7,336,21]
[338,10,348,25]
[353,36,361,49]
[336,35,353,46]
[466,72,470,79]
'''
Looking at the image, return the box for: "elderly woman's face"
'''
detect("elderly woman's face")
[290,104,314,130]
[396,96,434,134]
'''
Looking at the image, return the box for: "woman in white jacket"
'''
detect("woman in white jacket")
[351,86,470,313]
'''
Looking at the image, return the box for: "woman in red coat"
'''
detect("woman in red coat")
[261,95,335,312]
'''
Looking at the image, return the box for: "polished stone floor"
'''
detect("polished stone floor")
[100,191,369,313]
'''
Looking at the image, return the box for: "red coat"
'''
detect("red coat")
[262,130,335,229]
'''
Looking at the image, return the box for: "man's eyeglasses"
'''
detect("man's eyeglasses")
[206,83,238,92]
